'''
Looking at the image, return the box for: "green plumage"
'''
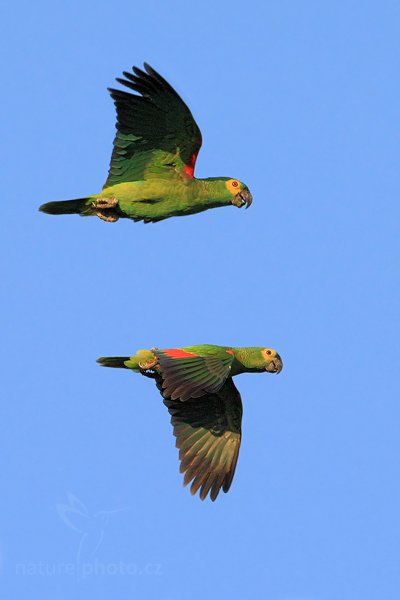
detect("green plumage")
[39,64,253,223]
[97,344,283,501]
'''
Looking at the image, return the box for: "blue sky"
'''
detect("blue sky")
[1,1,399,598]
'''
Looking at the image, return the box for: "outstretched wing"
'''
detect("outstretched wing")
[153,348,234,402]
[158,376,242,501]
[105,63,202,188]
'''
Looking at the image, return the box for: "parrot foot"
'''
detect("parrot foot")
[92,198,119,223]
[139,357,158,370]
[92,197,118,209]
[95,210,119,222]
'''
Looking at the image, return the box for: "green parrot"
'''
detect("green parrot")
[39,63,253,223]
[97,344,283,501]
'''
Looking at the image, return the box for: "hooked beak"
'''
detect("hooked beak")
[265,354,283,374]
[232,189,253,209]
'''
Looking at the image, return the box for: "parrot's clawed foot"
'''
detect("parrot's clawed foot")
[92,197,118,209]
[95,210,119,222]
[139,357,158,371]
[92,198,119,222]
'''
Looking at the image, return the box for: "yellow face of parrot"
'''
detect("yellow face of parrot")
[261,348,283,373]
[225,179,253,208]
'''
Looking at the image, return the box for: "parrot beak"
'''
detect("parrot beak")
[232,189,253,209]
[265,354,283,374]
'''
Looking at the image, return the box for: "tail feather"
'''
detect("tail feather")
[39,198,89,215]
[97,356,130,369]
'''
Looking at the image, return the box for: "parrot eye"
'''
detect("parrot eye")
[225,179,242,194]
[265,350,272,355]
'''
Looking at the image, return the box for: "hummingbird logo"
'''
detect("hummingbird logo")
[56,493,128,572]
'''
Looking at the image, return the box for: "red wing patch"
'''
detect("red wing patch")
[226,349,234,356]
[183,164,194,177]
[183,152,198,178]
[163,348,200,359]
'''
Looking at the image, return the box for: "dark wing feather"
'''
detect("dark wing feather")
[157,376,242,501]
[153,349,234,402]
[105,63,202,187]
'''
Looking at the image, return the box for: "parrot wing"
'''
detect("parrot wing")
[153,348,234,402]
[158,376,242,501]
[105,63,202,187]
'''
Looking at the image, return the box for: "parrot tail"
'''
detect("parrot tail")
[97,356,130,369]
[39,198,90,215]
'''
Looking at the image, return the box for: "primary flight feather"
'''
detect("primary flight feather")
[97,344,283,501]
[39,63,253,223]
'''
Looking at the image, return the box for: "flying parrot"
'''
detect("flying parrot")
[97,344,283,501]
[39,63,253,223]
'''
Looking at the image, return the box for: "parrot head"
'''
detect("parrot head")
[224,178,253,209]
[234,347,283,373]
[261,348,283,373]
[205,177,253,208]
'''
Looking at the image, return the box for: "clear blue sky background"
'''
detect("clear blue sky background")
[1,1,399,598]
